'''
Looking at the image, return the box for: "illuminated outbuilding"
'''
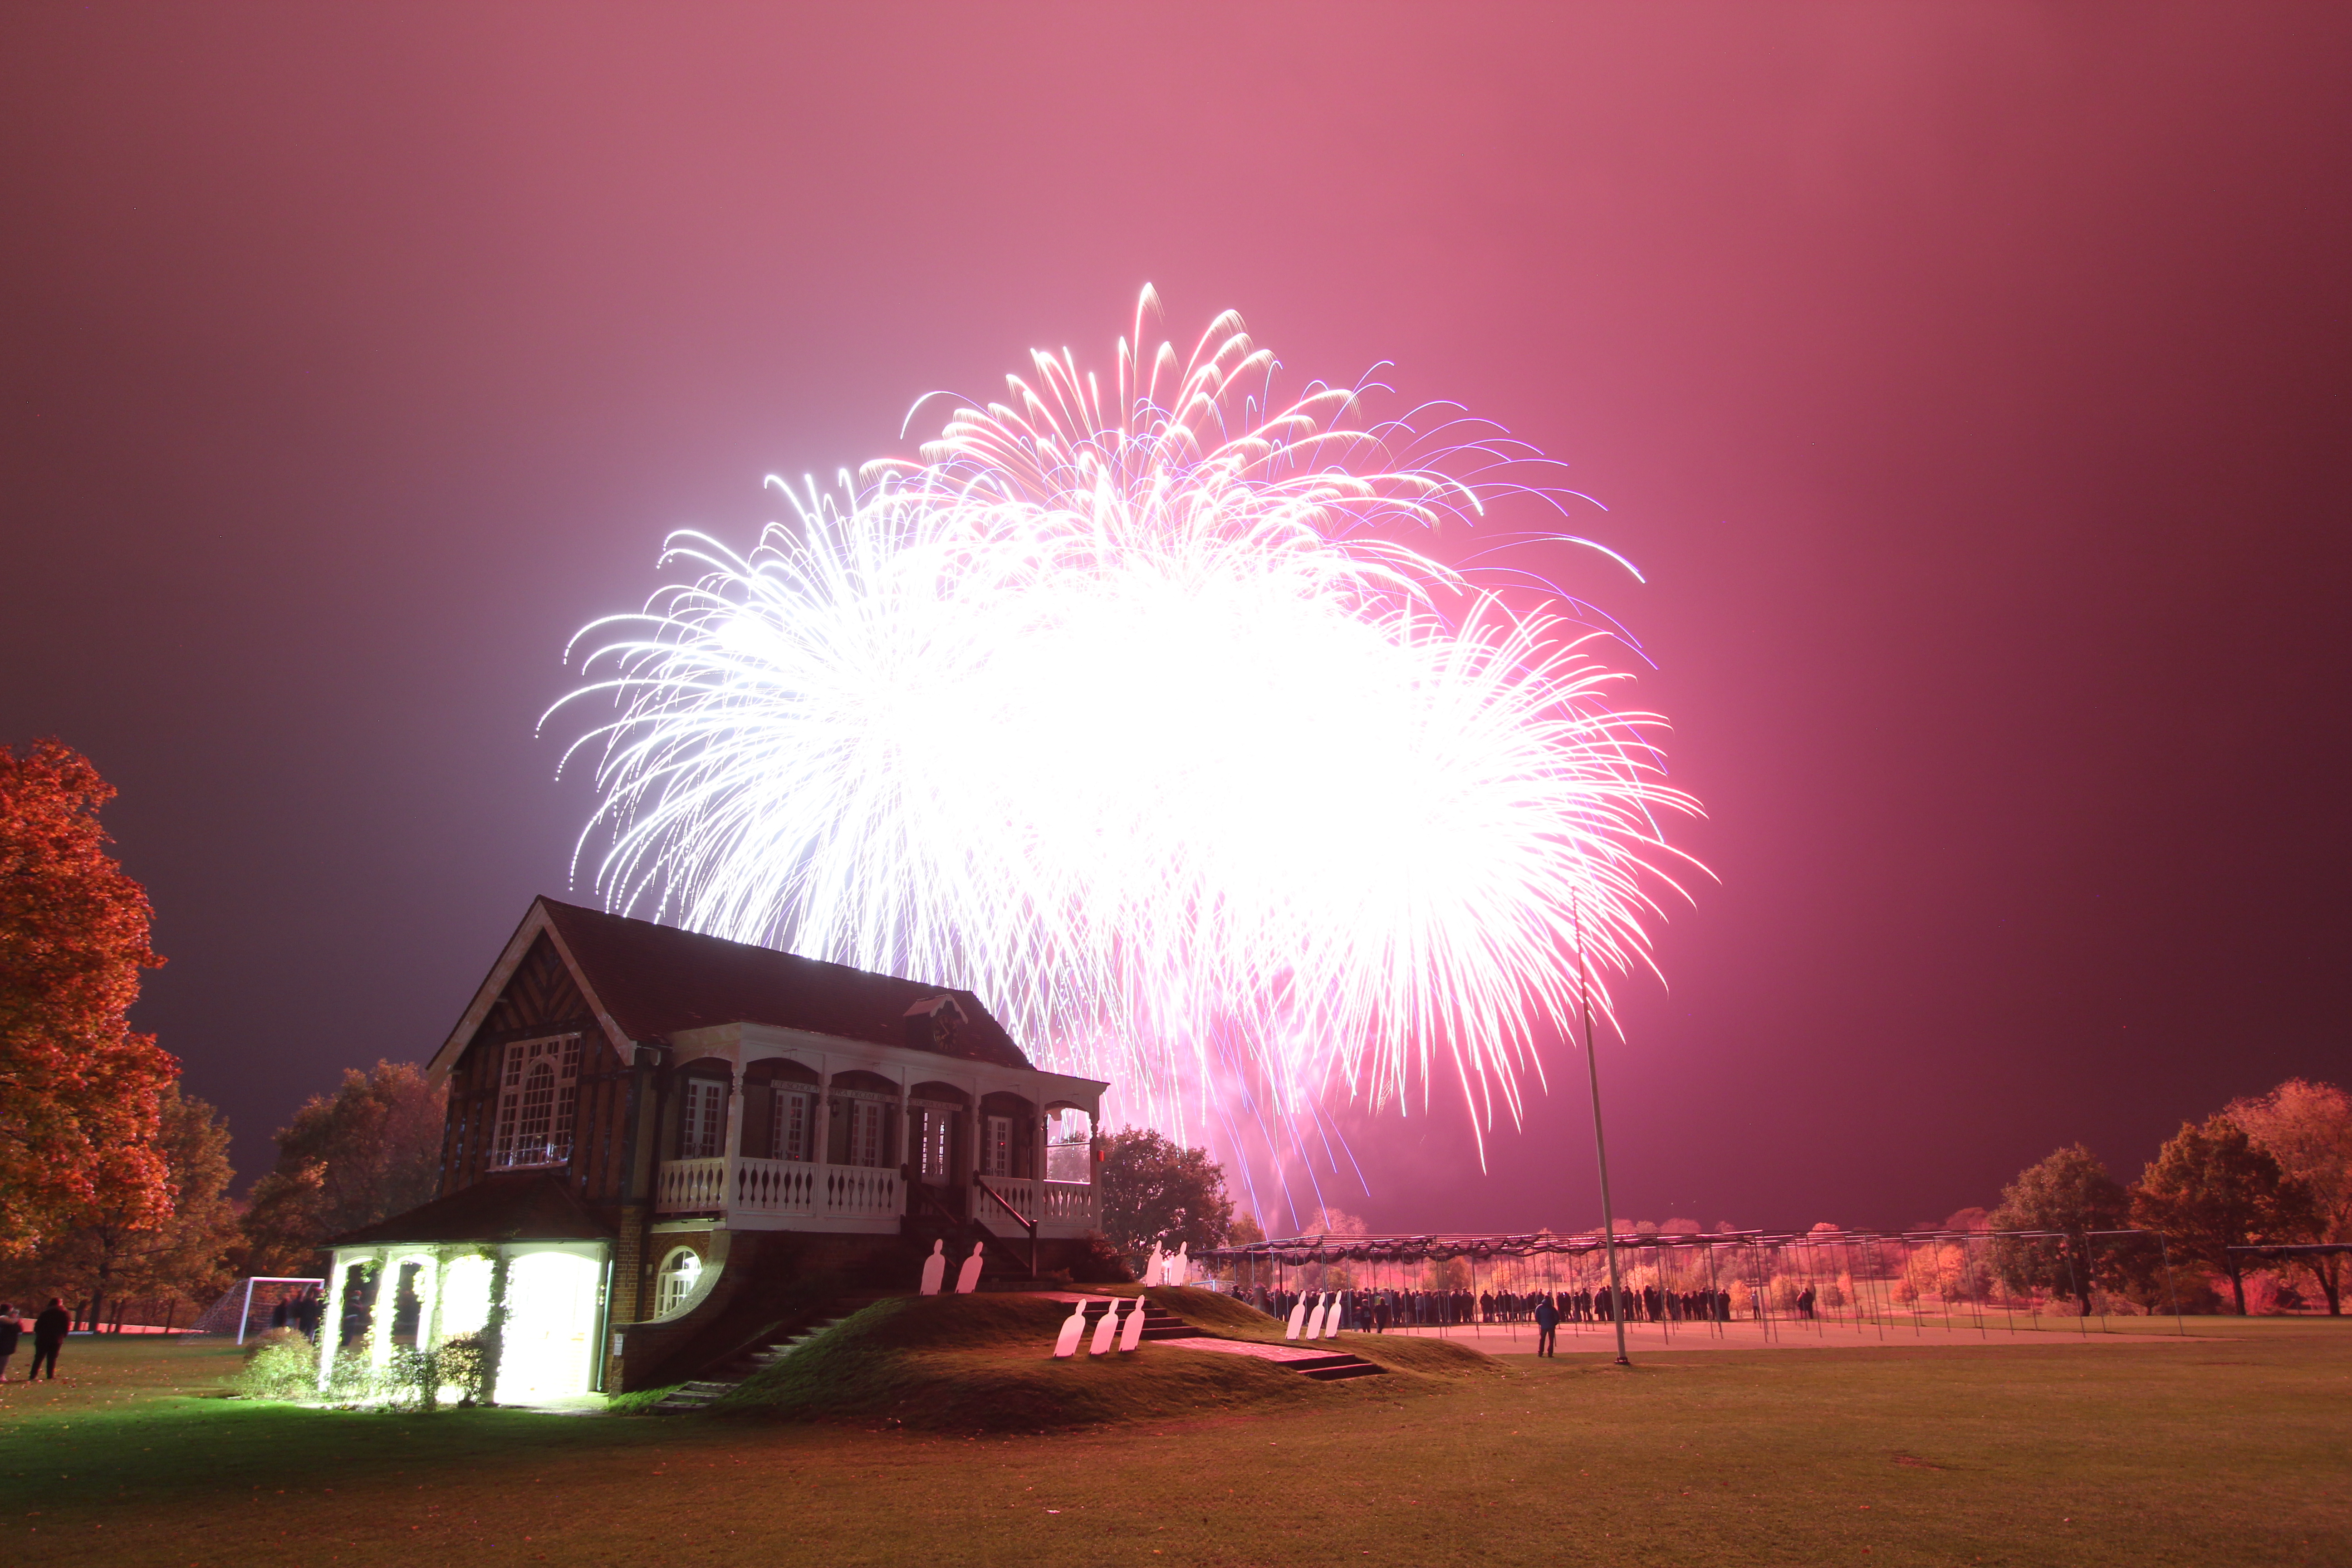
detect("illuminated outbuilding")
[319,896,1107,1401]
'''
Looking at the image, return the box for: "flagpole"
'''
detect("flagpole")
[1576,894,1632,1366]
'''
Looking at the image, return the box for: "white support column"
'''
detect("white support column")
[368,1248,398,1374]
[416,1252,444,1356]
[816,1064,833,1171]
[316,1252,348,1391]
[719,1062,745,1222]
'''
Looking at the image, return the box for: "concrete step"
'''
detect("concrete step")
[1281,1353,1386,1381]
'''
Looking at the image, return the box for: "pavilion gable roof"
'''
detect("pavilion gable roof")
[429,897,1036,1079]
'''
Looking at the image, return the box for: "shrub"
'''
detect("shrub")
[1068,1232,1133,1284]
[234,1329,322,1401]
[373,1333,490,1410]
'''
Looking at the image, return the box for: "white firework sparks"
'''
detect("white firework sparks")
[552,293,1700,1201]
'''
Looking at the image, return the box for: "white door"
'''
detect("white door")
[495,1252,600,1403]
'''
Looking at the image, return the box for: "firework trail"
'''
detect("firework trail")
[552,291,1701,1219]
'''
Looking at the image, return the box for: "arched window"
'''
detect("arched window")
[514,1062,556,1159]
[655,1247,702,1317]
[493,1035,582,1168]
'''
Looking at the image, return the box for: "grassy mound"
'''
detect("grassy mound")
[709,1290,1487,1431]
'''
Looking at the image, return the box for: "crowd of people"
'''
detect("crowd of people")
[272,1288,325,1340]
[1246,1283,1745,1332]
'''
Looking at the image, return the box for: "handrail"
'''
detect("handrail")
[974,1176,1039,1279]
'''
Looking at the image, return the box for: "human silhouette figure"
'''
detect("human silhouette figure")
[1119,1295,1147,1351]
[1285,1295,1308,1340]
[1303,1292,1328,1339]
[1053,1298,1090,1358]
[1324,1291,1343,1338]
[1145,1241,1165,1286]
[919,1239,947,1295]
[1171,1243,1190,1287]
[1089,1298,1122,1355]
[954,1241,985,1294]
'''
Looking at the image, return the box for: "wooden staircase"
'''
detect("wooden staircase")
[1107,1296,1198,1343]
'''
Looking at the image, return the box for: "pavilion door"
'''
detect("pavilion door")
[912,1104,964,1220]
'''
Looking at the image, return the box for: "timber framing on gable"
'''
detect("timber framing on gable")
[432,901,641,1205]
[430,898,635,1082]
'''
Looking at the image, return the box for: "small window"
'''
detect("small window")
[655,1247,702,1316]
[678,1078,727,1160]
[983,1115,1012,1178]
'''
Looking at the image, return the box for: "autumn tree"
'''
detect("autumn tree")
[22,1083,240,1326]
[1096,1127,1235,1257]
[0,740,175,1256]
[240,1061,443,1274]
[2133,1114,2319,1315]
[1989,1144,2131,1315]
[2226,1079,2352,1315]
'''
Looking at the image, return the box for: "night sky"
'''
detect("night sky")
[5,4,2347,1235]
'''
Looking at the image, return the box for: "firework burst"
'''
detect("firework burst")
[552,292,1700,1207]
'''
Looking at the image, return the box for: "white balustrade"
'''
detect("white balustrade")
[982,1176,1042,1226]
[821,1163,901,1220]
[658,1156,897,1222]
[654,1156,728,1214]
[734,1156,814,1216]
[1042,1180,1097,1227]
[668,1156,1069,1227]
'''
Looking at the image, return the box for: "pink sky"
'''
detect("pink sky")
[4,3,2347,1231]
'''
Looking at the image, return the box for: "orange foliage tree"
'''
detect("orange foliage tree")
[0,740,175,1257]
[238,1060,444,1276]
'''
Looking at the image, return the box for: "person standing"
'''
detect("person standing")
[0,1304,18,1382]
[1534,1293,1559,1357]
[29,1298,69,1381]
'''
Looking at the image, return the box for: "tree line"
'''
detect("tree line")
[5,740,2343,1323]
[1989,1079,2349,1316]
[0,741,439,1327]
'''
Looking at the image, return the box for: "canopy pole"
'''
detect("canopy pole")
[1575,895,1630,1367]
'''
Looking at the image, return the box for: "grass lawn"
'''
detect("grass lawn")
[0,1317,2345,1567]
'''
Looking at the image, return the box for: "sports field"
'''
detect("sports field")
[1,1316,2343,1567]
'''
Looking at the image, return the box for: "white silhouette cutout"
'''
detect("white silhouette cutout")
[1145,1240,1165,1287]
[954,1240,985,1294]
[1285,1295,1308,1340]
[1119,1294,1147,1351]
[1324,1291,1343,1338]
[1053,1298,1091,1358]
[1171,1243,1191,1287]
[918,1239,946,1296]
[1303,1292,1328,1339]
[1089,1298,1121,1355]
